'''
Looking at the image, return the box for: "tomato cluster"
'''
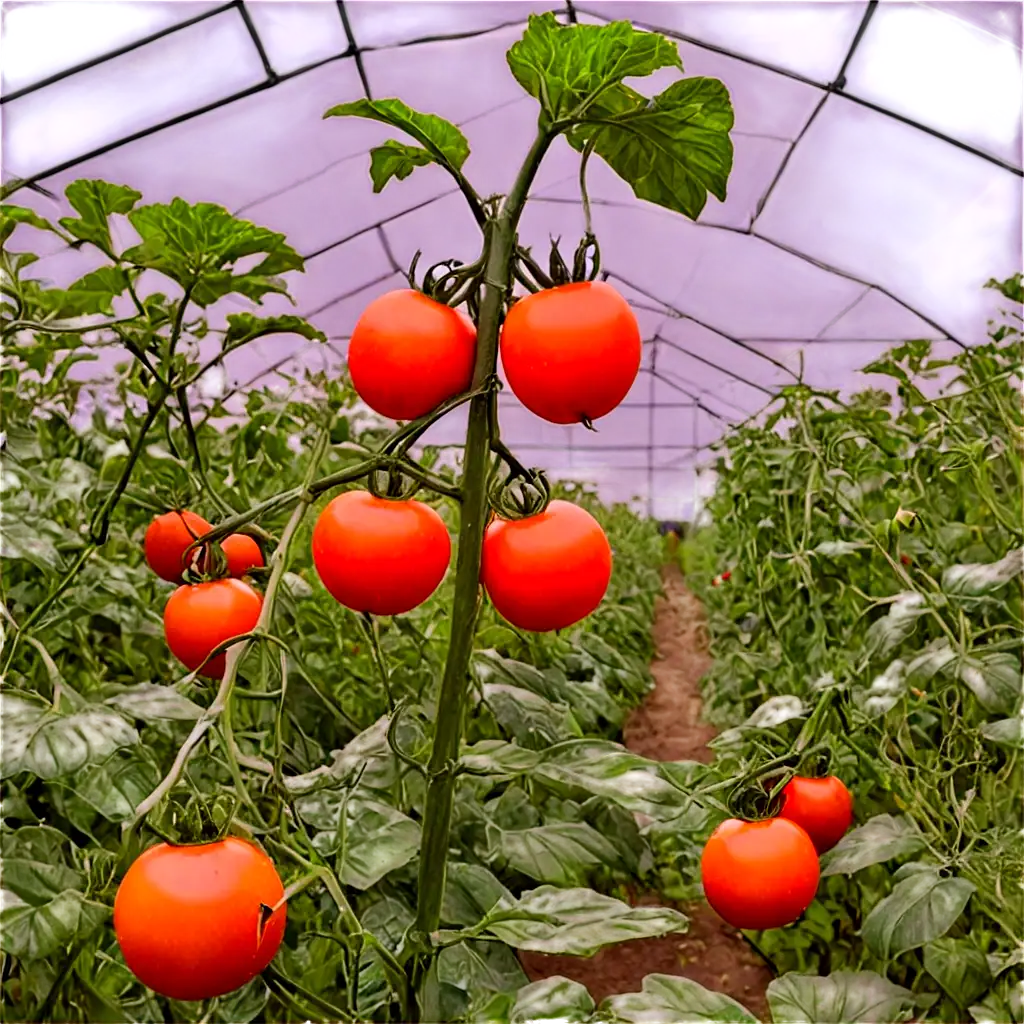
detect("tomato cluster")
[700,774,853,931]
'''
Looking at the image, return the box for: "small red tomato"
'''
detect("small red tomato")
[900,554,912,566]
[164,579,262,678]
[312,490,451,615]
[701,817,820,930]
[114,838,285,1001]
[348,289,476,421]
[482,500,612,632]
[221,533,264,577]
[721,570,732,580]
[779,775,854,854]
[711,577,721,587]
[144,510,211,583]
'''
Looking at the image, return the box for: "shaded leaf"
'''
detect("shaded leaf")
[862,869,974,960]
[979,714,1023,749]
[924,937,992,1007]
[820,815,926,877]
[369,140,434,192]
[482,683,582,749]
[442,863,512,927]
[74,755,162,822]
[283,715,390,794]
[766,971,916,1024]
[943,548,1024,596]
[0,827,83,903]
[0,888,106,960]
[491,821,621,885]
[604,973,757,1022]
[866,594,929,659]
[105,683,203,722]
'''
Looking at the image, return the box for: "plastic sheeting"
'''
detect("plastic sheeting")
[3,1,1022,517]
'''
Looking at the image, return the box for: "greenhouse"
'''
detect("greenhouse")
[1,2,1021,1022]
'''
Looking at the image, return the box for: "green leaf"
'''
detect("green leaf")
[507,14,682,124]
[59,180,141,254]
[122,199,304,307]
[105,683,203,722]
[0,204,59,244]
[924,938,992,1007]
[361,896,414,951]
[979,714,1024,748]
[0,827,84,903]
[282,715,390,795]
[296,792,420,889]
[819,815,926,877]
[862,869,975,960]
[436,941,527,1016]
[533,739,686,818]
[865,593,929,659]
[223,312,327,348]
[766,971,916,1024]
[510,977,595,1023]
[860,659,909,718]
[369,140,434,192]
[442,863,512,927]
[481,886,687,955]
[491,821,621,885]
[460,740,542,776]
[73,755,162,822]
[958,651,1022,715]
[1,695,139,780]
[482,683,582,749]
[743,694,804,729]
[60,267,131,316]
[324,98,469,178]
[604,973,758,1023]
[568,76,735,220]
[0,888,106,960]
[943,548,1024,596]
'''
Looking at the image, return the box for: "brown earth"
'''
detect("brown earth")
[520,566,772,1017]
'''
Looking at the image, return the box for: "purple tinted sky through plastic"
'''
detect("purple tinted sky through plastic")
[3,1,1022,517]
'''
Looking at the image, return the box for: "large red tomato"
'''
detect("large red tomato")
[164,579,262,679]
[114,838,285,1001]
[701,817,820,930]
[481,500,612,632]
[500,282,641,425]
[312,490,451,615]
[348,289,476,421]
[144,510,211,583]
[221,533,264,578]
[779,775,854,853]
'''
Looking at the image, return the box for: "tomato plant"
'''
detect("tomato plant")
[221,534,264,578]
[778,775,853,854]
[144,510,211,583]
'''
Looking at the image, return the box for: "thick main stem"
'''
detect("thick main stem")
[413,129,553,939]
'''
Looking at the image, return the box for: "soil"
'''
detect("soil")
[519,566,772,1017]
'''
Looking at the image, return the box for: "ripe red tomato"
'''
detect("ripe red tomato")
[500,281,641,425]
[164,579,262,678]
[348,289,476,421]
[701,817,820,930]
[312,490,451,615]
[114,838,285,1001]
[481,500,612,632]
[221,533,264,578]
[144,510,211,583]
[779,775,854,854]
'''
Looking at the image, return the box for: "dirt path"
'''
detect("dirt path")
[520,566,772,1017]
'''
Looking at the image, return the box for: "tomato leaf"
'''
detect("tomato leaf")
[58,180,142,255]
[481,683,582,749]
[957,651,1022,715]
[507,14,682,125]
[923,938,992,1007]
[104,683,203,722]
[1,695,139,780]
[369,140,435,193]
[566,76,735,220]
[979,714,1024,749]
[324,98,469,180]
[479,886,687,955]
[0,888,106,961]
[72,755,162,822]
[766,971,917,1024]
[862,869,975,960]
[223,312,327,348]
[819,815,926,877]
[435,941,527,1020]
[57,267,132,317]
[604,973,758,1023]
[442,863,512,928]
[865,593,931,659]
[509,977,595,1023]
[488,821,622,885]
[122,199,304,307]
[459,740,542,776]
[942,547,1024,596]
[0,204,60,245]
[282,715,391,795]
[0,827,84,903]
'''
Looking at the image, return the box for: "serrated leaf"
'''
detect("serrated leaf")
[105,683,203,721]
[924,938,992,1007]
[492,821,621,885]
[862,869,975,960]
[568,76,734,220]
[369,140,434,192]
[0,888,106,960]
[943,548,1024,596]
[123,199,304,307]
[1,695,139,779]
[507,14,682,123]
[820,815,926,877]
[766,971,916,1024]
[958,651,1022,715]
[59,180,141,254]
[605,973,757,1023]
[511,977,595,1023]
[324,98,469,176]
[223,312,327,348]
[481,886,687,956]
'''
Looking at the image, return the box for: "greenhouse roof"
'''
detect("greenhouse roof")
[3,0,1022,517]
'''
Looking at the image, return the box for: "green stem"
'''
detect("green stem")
[176,385,236,516]
[359,612,395,711]
[413,127,554,942]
